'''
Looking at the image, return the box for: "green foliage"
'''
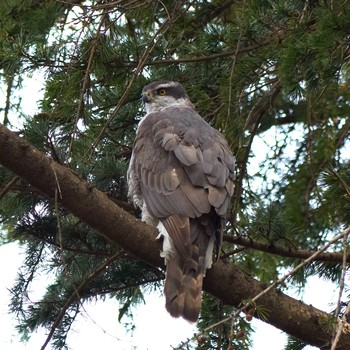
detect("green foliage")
[194,294,253,350]
[1,0,350,348]
[250,203,298,246]
[9,223,163,346]
[320,167,350,226]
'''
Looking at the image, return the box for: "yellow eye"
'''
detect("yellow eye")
[158,88,167,96]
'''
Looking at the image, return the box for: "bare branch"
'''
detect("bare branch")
[0,175,20,200]
[225,234,350,263]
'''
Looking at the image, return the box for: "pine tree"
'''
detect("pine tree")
[1,0,350,349]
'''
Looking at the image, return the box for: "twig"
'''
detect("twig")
[68,11,110,159]
[110,37,280,68]
[224,234,350,263]
[0,175,20,200]
[54,188,64,254]
[226,2,244,123]
[330,168,350,197]
[231,80,282,224]
[242,226,350,320]
[3,74,15,126]
[331,229,350,349]
[51,165,62,199]
[226,4,246,343]
[40,251,123,350]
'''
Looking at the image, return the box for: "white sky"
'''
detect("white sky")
[0,74,340,350]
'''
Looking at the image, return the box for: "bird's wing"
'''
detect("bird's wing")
[132,106,235,254]
[133,106,235,218]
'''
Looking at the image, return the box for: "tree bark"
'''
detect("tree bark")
[0,123,347,349]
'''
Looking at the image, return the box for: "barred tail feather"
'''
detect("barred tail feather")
[160,213,220,322]
[164,252,205,323]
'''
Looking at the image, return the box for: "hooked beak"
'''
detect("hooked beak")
[142,90,152,103]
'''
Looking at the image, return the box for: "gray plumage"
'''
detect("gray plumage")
[127,81,235,322]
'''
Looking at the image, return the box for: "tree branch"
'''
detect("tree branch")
[110,37,277,68]
[0,123,349,349]
[225,234,350,263]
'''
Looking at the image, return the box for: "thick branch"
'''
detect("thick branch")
[0,123,348,349]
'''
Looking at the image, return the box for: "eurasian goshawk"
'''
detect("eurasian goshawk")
[127,81,235,322]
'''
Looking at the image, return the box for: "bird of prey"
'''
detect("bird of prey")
[127,81,235,322]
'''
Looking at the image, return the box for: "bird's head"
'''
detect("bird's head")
[142,81,194,113]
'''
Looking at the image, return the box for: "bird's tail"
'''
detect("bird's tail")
[163,217,214,323]
[164,245,205,322]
